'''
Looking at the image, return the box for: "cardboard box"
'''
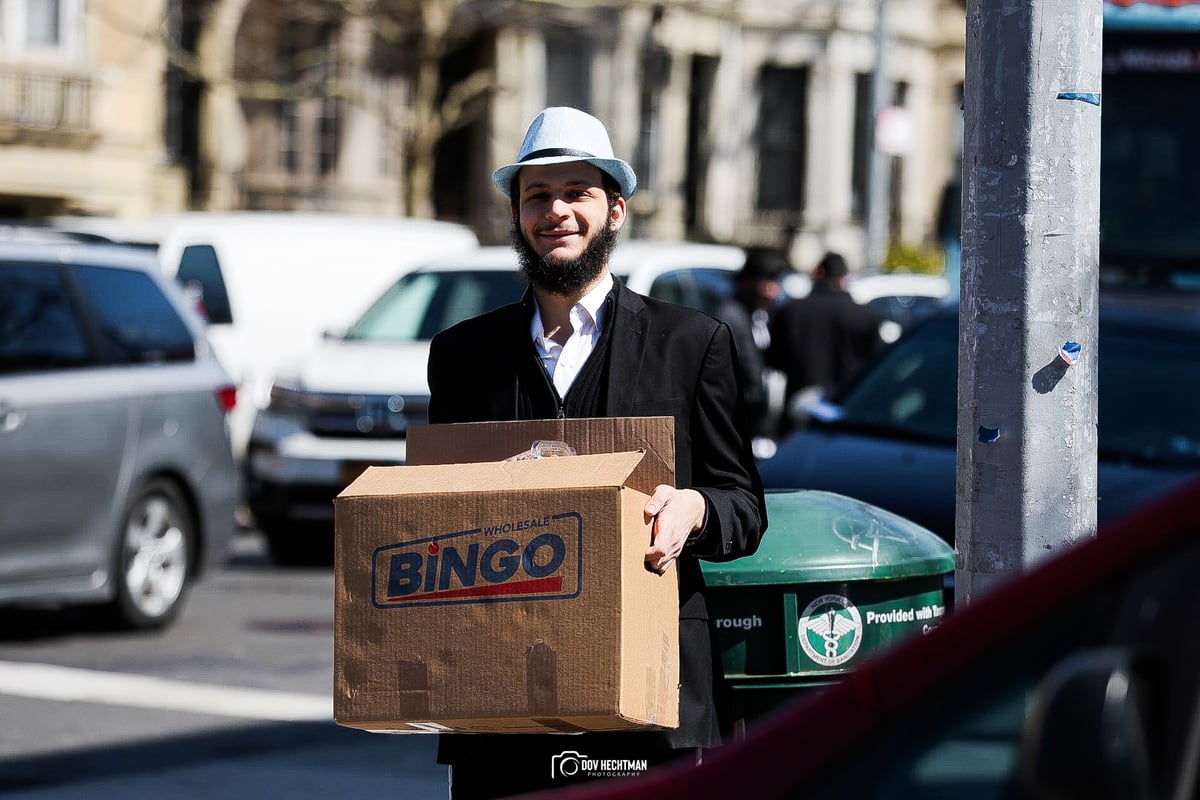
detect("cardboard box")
[334,417,680,734]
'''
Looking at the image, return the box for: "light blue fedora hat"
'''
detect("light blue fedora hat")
[491,107,638,200]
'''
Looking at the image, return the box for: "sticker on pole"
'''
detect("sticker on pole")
[799,594,864,667]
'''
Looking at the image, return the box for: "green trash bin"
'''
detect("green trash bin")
[700,489,955,723]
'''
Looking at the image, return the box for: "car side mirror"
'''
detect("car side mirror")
[322,327,347,341]
[1013,647,1157,800]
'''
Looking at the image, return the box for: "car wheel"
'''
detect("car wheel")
[107,478,194,629]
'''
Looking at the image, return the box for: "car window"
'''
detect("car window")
[0,263,91,374]
[831,313,1200,467]
[176,244,233,324]
[798,607,1089,800]
[799,546,1183,799]
[72,264,196,364]
[348,270,527,343]
[866,295,945,330]
[793,513,1200,800]
[1100,328,1200,467]
[835,315,959,442]
[646,268,732,315]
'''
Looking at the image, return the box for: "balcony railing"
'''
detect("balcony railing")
[0,67,92,140]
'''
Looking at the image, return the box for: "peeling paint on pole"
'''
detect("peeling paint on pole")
[957,0,1102,604]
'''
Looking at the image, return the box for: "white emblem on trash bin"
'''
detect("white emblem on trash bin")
[799,594,863,667]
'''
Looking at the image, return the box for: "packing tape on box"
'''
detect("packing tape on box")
[397,659,431,717]
[526,639,558,715]
[532,718,591,733]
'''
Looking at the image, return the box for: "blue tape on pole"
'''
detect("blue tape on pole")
[1059,341,1081,365]
[1057,92,1101,106]
[978,426,1000,444]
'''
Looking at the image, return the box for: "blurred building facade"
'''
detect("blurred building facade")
[0,0,965,270]
[0,0,188,217]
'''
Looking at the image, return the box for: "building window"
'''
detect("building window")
[273,17,343,181]
[852,72,872,220]
[635,43,670,195]
[890,81,909,238]
[318,97,338,176]
[378,81,403,178]
[25,0,57,45]
[756,65,808,212]
[278,96,338,176]
[684,54,717,232]
[0,0,80,58]
[279,102,299,173]
[853,77,908,228]
[274,19,340,179]
[545,29,592,109]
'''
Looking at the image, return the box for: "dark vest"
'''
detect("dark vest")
[518,292,615,420]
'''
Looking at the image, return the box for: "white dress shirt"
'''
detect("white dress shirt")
[530,272,613,399]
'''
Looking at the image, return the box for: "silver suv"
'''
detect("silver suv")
[0,241,238,629]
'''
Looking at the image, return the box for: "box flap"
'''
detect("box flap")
[407,417,674,496]
[338,450,647,498]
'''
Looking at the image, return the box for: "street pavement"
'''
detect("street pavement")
[0,530,449,799]
[0,714,446,799]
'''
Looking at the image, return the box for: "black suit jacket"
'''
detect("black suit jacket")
[428,278,767,756]
[766,284,884,401]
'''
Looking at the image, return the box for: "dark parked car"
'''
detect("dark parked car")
[757,290,1200,544]
[0,241,238,629]
[534,474,1200,799]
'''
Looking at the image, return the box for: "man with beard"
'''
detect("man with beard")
[426,106,766,799]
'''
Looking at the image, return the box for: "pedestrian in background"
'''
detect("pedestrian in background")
[713,246,790,442]
[426,106,767,799]
[766,251,884,436]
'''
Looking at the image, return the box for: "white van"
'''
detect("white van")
[150,212,479,460]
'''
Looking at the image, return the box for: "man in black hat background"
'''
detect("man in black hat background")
[426,106,766,798]
[713,246,791,442]
[766,251,884,436]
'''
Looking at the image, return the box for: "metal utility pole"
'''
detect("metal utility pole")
[864,0,891,271]
[956,0,1103,604]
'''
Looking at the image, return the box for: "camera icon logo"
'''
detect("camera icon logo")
[550,750,588,779]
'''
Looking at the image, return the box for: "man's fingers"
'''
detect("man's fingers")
[644,550,675,574]
[644,485,676,517]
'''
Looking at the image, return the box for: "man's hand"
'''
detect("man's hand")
[644,486,706,574]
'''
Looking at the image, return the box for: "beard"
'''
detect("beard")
[513,222,619,297]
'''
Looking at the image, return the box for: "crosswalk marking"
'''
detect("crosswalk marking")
[0,660,332,721]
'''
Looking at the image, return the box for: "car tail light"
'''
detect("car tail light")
[214,384,237,413]
[182,280,209,322]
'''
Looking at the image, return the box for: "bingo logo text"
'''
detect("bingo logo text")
[371,512,583,608]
